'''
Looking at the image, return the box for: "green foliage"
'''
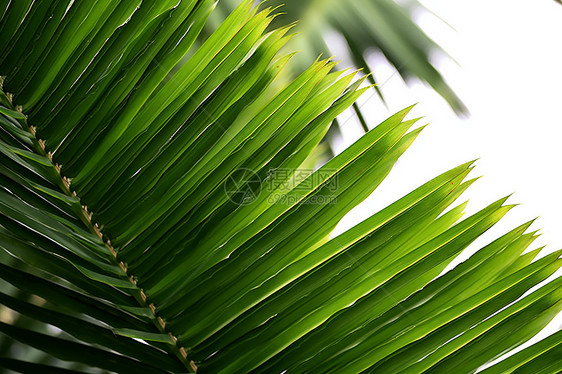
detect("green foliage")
[0,1,560,373]
[211,0,466,114]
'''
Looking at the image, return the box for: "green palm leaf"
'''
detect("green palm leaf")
[0,1,560,373]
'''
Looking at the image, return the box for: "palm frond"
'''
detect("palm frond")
[0,1,560,373]
[212,0,467,114]
[209,0,466,160]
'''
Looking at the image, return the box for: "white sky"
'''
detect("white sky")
[332,0,562,351]
[334,0,562,257]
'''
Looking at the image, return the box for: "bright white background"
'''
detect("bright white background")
[332,0,562,348]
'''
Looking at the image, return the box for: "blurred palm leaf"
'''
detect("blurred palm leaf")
[209,0,466,159]
[211,0,467,115]
[0,1,560,373]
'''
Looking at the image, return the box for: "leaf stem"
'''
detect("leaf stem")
[6,94,197,373]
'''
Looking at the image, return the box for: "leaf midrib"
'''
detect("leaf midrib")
[5,94,197,373]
